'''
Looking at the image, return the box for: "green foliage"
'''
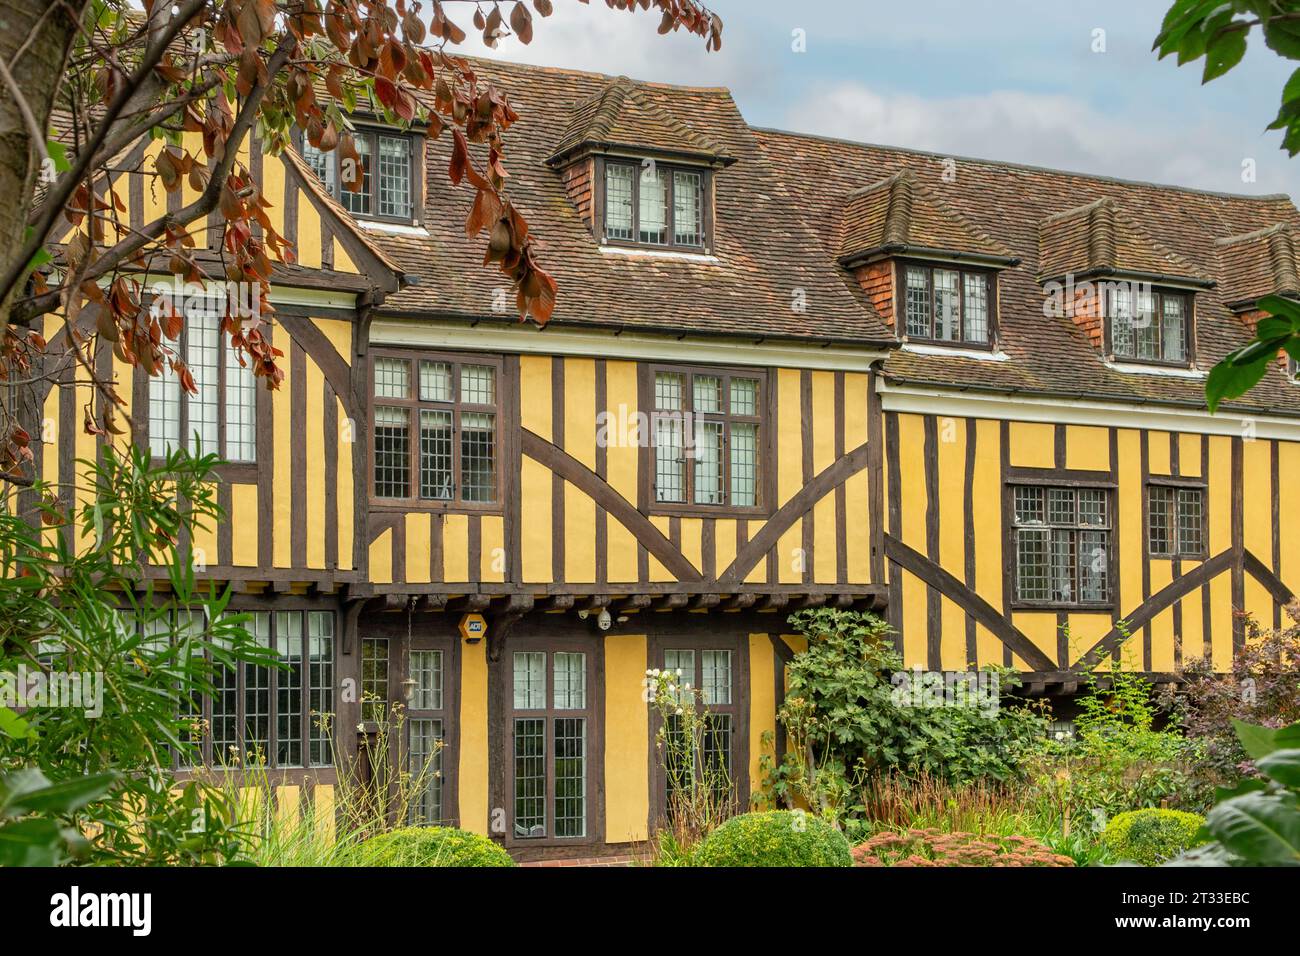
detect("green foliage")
[350,826,516,867]
[1202,296,1300,412]
[1163,609,1300,787]
[1101,809,1207,865]
[691,810,852,867]
[646,666,735,862]
[1156,2,1300,150]
[1028,649,1204,833]
[759,609,1048,831]
[1155,3,1300,409]
[0,768,114,865]
[1171,720,1300,865]
[0,444,276,865]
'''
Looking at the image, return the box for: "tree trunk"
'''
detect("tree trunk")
[0,0,88,323]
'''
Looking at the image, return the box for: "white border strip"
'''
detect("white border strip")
[598,245,720,264]
[901,341,1010,362]
[358,219,430,237]
[370,318,888,372]
[1103,360,1206,379]
[878,381,1300,440]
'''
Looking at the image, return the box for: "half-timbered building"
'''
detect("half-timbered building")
[31,57,1300,861]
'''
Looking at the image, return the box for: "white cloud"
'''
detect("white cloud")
[786,82,1298,198]
[452,1,761,90]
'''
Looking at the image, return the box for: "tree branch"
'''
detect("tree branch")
[13,36,299,325]
[0,0,209,311]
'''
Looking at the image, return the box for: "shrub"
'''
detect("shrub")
[1101,809,1206,866]
[1163,605,1300,791]
[691,811,852,867]
[351,826,515,867]
[758,609,1049,834]
[853,829,1075,867]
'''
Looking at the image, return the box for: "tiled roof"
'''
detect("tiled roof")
[754,126,1300,414]
[838,169,1015,265]
[1214,224,1300,308]
[351,55,1300,415]
[547,75,731,165]
[1038,197,1209,285]
[373,58,893,344]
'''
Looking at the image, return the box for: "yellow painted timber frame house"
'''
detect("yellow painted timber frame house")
[30,57,1300,861]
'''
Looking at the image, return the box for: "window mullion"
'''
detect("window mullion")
[178,324,189,453]
[630,168,639,243]
[926,266,935,338]
[683,373,694,504]
[665,170,675,248]
[270,613,281,769]
[217,325,227,459]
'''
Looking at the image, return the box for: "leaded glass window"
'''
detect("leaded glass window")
[1013,484,1112,606]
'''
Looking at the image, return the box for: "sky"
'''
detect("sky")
[453,0,1300,201]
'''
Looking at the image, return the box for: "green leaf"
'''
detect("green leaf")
[1281,66,1300,104]
[1203,27,1248,81]
[1205,357,1268,413]
[1255,316,1298,341]
[1264,19,1300,60]
[1234,719,1300,760]
[0,707,33,740]
[1228,335,1291,366]
[1205,791,1300,865]
[1256,294,1300,323]
[0,817,66,867]
[44,139,70,174]
[0,769,115,817]
[1257,748,1300,788]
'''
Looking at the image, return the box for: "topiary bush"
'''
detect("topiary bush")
[1101,809,1206,866]
[691,811,852,867]
[852,829,1075,867]
[351,826,516,867]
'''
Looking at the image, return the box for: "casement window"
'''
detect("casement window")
[149,308,257,463]
[370,351,500,508]
[1012,485,1111,606]
[360,637,389,724]
[900,262,995,346]
[407,647,446,825]
[660,647,737,813]
[650,367,765,512]
[301,128,416,222]
[602,159,707,249]
[509,648,594,841]
[123,608,335,769]
[1148,484,1206,558]
[1105,285,1192,364]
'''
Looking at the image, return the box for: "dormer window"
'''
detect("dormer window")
[601,159,707,250]
[899,262,995,346]
[300,127,419,224]
[1104,284,1191,365]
